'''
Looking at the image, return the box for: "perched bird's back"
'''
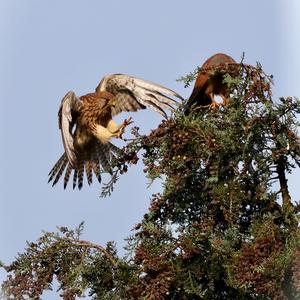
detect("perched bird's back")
[201,53,236,69]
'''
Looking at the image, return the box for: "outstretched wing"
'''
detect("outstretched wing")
[58,91,83,167]
[95,74,183,118]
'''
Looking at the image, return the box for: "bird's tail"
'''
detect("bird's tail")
[184,89,212,115]
[48,142,121,190]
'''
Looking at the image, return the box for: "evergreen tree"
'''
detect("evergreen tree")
[1,62,300,299]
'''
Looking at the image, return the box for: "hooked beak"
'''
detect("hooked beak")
[109,98,117,108]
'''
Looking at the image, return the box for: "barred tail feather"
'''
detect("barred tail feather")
[85,161,93,185]
[77,159,84,190]
[96,143,111,172]
[48,141,121,189]
[73,169,78,189]
[64,164,73,189]
[91,159,101,183]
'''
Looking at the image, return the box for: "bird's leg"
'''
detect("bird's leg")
[92,124,119,144]
[116,117,133,139]
[91,118,133,144]
[208,93,220,108]
[123,117,134,127]
[107,118,133,139]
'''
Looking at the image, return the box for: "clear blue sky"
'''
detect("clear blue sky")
[0,1,299,298]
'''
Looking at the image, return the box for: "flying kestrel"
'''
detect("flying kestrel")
[185,53,237,114]
[48,74,183,189]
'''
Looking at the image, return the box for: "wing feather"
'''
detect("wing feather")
[52,157,68,187]
[133,76,183,102]
[48,153,66,180]
[64,164,73,189]
[59,91,83,167]
[96,74,183,117]
[112,91,145,115]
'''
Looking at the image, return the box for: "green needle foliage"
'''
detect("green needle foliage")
[2,63,300,299]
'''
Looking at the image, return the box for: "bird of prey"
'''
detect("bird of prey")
[185,53,237,114]
[48,74,183,189]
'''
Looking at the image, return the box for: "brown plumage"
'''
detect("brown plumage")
[185,53,237,114]
[48,74,183,189]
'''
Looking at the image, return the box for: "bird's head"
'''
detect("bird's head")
[95,91,116,110]
[108,97,117,108]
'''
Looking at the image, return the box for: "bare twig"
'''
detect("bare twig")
[62,238,118,267]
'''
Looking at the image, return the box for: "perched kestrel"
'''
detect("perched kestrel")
[48,74,183,189]
[185,53,237,114]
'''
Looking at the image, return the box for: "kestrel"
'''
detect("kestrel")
[48,74,183,189]
[185,53,237,114]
